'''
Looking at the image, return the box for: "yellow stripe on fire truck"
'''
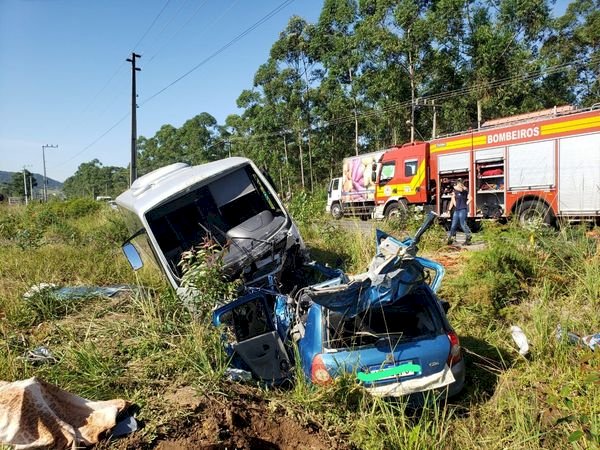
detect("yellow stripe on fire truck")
[376,160,426,197]
[540,115,600,135]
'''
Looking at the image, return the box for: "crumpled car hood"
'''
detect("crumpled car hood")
[301,229,445,318]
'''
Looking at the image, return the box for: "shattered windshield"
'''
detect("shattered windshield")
[145,165,284,277]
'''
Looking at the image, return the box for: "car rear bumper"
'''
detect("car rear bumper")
[365,360,465,398]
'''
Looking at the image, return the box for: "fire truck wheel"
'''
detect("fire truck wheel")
[331,202,343,220]
[517,200,553,227]
[384,202,407,220]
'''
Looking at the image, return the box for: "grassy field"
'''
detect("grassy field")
[0,198,598,449]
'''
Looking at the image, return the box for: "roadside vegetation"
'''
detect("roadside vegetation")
[0,199,597,449]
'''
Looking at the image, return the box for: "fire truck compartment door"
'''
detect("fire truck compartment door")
[558,133,600,214]
[508,141,555,189]
[475,147,504,161]
[438,152,469,172]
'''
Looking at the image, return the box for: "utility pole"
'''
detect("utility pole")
[22,168,28,206]
[127,52,141,186]
[432,100,437,139]
[42,144,58,202]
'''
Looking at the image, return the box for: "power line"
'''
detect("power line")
[140,0,295,106]
[146,0,207,64]
[53,0,173,163]
[147,0,242,66]
[52,112,130,168]
[52,1,294,169]
[132,0,173,52]
[219,56,600,145]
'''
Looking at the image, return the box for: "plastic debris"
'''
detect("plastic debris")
[510,325,529,356]
[23,283,58,299]
[582,333,600,351]
[22,346,58,365]
[109,414,138,438]
[555,325,582,345]
[23,284,135,301]
[224,368,253,382]
[557,325,600,351]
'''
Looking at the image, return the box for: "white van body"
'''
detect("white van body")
[116,158,306,292]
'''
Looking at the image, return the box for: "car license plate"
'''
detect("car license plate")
[357,361,421,383]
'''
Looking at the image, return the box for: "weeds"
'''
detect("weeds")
[0,200,598,449]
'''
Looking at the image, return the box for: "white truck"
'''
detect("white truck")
[326,150,385,219]
[116,158,306,293]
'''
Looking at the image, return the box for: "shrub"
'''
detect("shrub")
[178,238,240,319]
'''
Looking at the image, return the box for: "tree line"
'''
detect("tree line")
[65,0,599,197]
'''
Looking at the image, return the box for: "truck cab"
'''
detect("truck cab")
[116,158,306,294]
[326,177,343,219]
[372,142,430,219]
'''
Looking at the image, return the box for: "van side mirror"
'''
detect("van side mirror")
[122,242,143,270]
[371,163,377,182]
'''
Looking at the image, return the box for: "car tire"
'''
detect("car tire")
[331,202,343,220]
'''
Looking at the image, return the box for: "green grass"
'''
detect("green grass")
[0,199,598,449]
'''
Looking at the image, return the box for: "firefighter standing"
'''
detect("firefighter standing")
[447,179,472,245]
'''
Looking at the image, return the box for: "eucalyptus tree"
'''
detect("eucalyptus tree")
[540,0,599,106]
[269,16,321,191]
[458,0,553,124]
[137,124,180,174]
[62,159,128,199]
[178,112,220,164]
[314,0,363,158]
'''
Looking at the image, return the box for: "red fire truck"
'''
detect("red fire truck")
[370,106,600,224]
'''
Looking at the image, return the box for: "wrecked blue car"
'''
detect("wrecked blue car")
[213,212,465,398]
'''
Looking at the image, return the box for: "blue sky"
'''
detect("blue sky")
[0,0,572,182]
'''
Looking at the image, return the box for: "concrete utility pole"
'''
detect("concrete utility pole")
[22,168,28,206]
[42,144,58,202]
[127,52,141,186]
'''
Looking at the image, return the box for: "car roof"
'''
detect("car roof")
[115,157,252,217]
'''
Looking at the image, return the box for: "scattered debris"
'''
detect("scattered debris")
[556,325,600,351]
[225,367,253,382]
[23,284,135,301]
[0,377,130,449]
[510,325,530,356]
[582,333,600,351]
[110,413,138,439]
[22,283,57,299]
[555,325,582,345]
[21,346,57,365]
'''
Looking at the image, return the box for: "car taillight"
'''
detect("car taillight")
[447,331,462,366]
[311,354,332,385]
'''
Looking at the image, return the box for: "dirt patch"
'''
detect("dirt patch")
[115,383,349,450]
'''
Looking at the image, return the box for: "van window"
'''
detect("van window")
[332,178,339,190]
